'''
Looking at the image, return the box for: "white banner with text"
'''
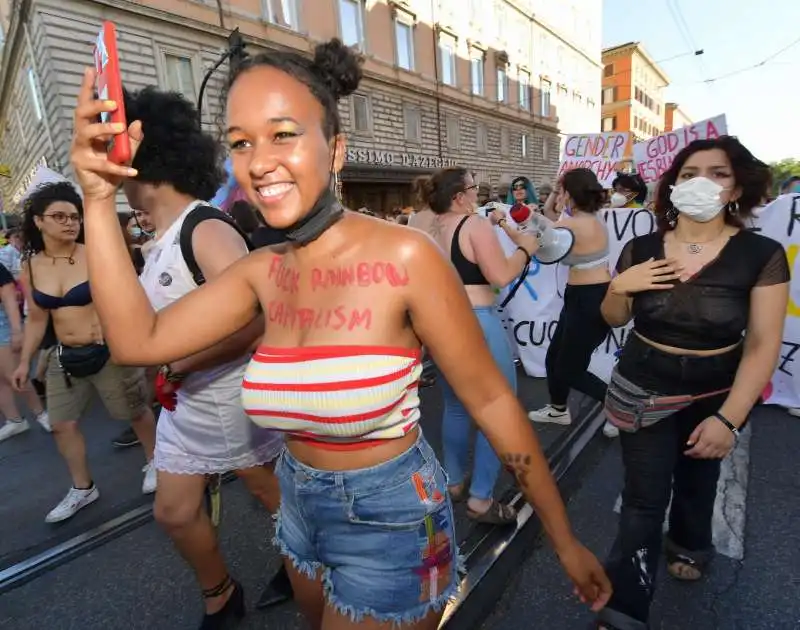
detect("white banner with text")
[750,194,800,409]
[495,208,656,381]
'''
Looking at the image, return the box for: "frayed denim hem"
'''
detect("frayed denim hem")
[321,564,460,628]
[272,510,322,580]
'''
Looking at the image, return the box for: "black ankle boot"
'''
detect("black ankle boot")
[255,565,294,609]
[199,576,245,629]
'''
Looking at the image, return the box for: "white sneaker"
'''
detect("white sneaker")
[142,461,157,494]
[34,411,52,433]
[45,485,99,523]
[602,421,620,438]
[528,405,572,425]
[0,419,30,443]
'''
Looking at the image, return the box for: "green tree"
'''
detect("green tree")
[770,158,800,193]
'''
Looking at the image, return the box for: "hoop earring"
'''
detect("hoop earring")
[727,200,740,216]
[665,206,678,227]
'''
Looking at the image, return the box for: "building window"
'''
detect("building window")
[351,94,371,134]
[476,123,488,153]
[602,116,616,132]
[500,127,509,155]
[540,79,551,117]
[521,133,529,158]
[470,56,484,96]
[496,66,507,102]
[601,86,616,104]
[634,115,639,129]
[446,116,459,149]
[26,68,43,122]
[164,54,197,99]
[404,105,421,143]
[339,0,365,49]
[262,0,298,29]
[439,35,457,87]
[394,15,414,71]
[518,70,530,110]
[604,63,613,77]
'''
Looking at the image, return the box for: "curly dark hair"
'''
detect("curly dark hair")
[420,167,470,215]
[560,168,605,213]
[225,38,363,140]
[20,181,84,256]
[654,135,771,232]
[123,87,225,201]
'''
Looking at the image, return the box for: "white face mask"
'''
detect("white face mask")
[609,192,629,208]
[129,227,142,238]
[669,177,727,223]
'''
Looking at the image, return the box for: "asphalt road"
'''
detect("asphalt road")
[0,370,565,629]
[482,404,800,630]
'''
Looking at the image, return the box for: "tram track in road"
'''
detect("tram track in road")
[440,399,608,630]
[0,392,608,630]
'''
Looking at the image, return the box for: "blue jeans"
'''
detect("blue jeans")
[439,306,517,501]
[275,432,459,625]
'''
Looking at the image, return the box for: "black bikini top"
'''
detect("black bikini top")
[450,216,489,286]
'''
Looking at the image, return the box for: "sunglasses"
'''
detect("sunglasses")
[512,184,526,191]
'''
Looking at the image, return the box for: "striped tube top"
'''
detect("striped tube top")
[242,345,423,450]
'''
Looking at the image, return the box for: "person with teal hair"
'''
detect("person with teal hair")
[505,175,539,206]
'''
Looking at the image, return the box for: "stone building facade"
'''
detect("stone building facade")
[0,0,603,214]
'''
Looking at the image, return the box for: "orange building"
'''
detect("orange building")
[600,41,669,159]
[664,102,692,132]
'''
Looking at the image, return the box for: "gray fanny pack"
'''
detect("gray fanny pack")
[605,368,730,433]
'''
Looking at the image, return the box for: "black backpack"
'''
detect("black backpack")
[179,204,254,286]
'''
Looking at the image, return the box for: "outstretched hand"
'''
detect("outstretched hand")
[558,540,613,612]
[70,67,143,201]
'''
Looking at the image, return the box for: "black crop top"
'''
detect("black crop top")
[451,216,489,286]
[618,230,790,351]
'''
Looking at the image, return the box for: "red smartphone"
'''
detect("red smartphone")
[93,21,131,164]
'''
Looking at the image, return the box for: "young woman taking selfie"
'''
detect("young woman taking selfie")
[70,39,611,630]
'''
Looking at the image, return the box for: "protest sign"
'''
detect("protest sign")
[634,115,727,185]
[559,132,630,188]
[496,208,655,380]
[750,194,800,409]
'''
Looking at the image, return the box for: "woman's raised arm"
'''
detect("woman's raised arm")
[401,229,611,611]
[71,67,260,366]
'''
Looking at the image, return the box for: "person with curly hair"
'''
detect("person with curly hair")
[118,86,287,626]
[597,136,789,629]
[610,172,648,209]
[72,39,611,630]
[11,181,157,522]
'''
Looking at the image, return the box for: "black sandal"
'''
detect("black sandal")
[467,500,517,525]
[199,575,245,629]
[667,555,703,581]
[448,474,472,503]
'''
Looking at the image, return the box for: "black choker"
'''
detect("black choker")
[279,189,344,245]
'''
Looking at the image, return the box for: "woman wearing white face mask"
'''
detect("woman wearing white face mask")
[595,137,789,630]
[609,173,648,209]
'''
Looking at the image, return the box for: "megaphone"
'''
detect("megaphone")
[529,214,574,265]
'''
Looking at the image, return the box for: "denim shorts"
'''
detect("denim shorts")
[274,432,460,626]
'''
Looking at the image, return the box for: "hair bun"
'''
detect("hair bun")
[312,39,364,100]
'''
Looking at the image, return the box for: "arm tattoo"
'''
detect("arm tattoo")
[503,453,532,489]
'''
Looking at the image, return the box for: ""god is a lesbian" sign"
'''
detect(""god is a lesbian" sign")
[633,114,728,185]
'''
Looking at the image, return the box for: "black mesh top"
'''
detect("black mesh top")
[617,230,790,350]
